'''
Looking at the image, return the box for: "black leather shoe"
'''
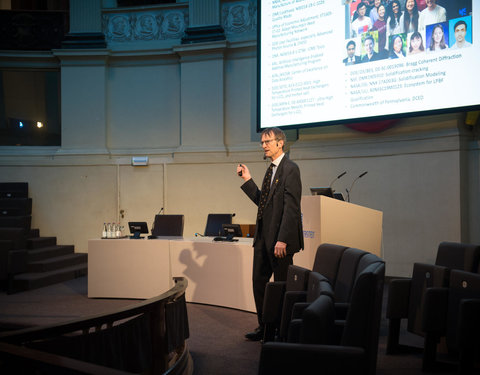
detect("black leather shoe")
[245,326,264,341]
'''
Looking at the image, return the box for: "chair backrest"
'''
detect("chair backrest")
[407,262,449,335]
[435,241,480,274]
[312,243,348,285]
[151,214,184,236]
[341,261,385,375]
[355,252,383,279]
[203,214,233,237]
[286,265,310,292]
[334,248,368,303]
[306,271,333,302]
[445,270,480,353]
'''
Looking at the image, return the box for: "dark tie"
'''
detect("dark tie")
[257,163,274,220]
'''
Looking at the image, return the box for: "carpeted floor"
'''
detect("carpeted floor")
[0,276,457,375]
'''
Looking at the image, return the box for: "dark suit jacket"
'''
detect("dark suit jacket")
[241,156,304,255]
[343,55,361,65]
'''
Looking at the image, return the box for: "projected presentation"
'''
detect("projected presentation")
[258,0,479,130]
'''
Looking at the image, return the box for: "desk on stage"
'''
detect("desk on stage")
[169,237,255,312]
[88,197,382,310]
[88,237,256,312]
[88,238,172,299]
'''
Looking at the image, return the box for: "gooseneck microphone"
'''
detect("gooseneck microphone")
[329,171,347,191]
[346,171,368,202]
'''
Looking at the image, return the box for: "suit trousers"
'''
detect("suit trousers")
[253,219,293,326]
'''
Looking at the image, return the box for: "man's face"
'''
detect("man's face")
[358,5,366,16]
[455,24,467,43]
[261,132,283,160]
[365,39,374,54]
[347,44,356,58]
[426,0,436,9]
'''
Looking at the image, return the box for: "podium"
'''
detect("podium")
[294,195,383,269]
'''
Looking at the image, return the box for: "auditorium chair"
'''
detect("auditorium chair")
[279,271,333,343]
[386,242,480,354]
[258,261,385,375]
[262,243,346,342]
[279,251,384,342]
[422,269,480,373]
[262,264,310,342]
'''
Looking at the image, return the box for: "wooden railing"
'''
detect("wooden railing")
[0,277,191,375]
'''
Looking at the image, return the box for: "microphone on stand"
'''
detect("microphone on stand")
[329,171,347,192]
[346,171,368,202]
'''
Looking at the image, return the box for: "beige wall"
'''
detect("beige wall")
[0,1,479,277]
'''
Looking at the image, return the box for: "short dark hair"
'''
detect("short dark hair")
[261,127,286,148]
[347,40,356,49]
[364,35,375,45]
[454,20,467,31]
[357,3,367,11]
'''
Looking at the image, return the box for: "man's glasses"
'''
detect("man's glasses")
[260,139,277,146]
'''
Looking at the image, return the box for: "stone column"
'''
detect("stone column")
[182,0,225,44]
[63,0,106,48]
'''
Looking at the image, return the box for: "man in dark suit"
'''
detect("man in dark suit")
[343,40,362,65]
[361,34,382,62]
[237,127,304,341]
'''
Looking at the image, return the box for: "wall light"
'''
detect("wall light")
[36,121,44,128]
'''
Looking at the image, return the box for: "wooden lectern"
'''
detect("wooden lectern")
[294,195,383,269]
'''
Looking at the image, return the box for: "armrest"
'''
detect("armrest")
[422,287,449,333]
[262,281,286,323]
[386,278,412,319]
[334,302,349,320]
[278,291,307,339]
[458,298,480,349]
[282,291,307,319]
[259,342,365,375]
[287,318,302,343]
[291,302,310,320]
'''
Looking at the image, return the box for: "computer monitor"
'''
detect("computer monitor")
[128,222,149,239]
[151,214,184,237]
[222,224,243,241]
[309,187,334,198]
[204,214,233,237]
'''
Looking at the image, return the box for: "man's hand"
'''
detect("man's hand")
[237,164,251,182]
[274,241,287,258]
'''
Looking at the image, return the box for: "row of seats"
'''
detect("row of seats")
[258,243,385,375]
[386,241,480,374]
[0,183,31,287]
